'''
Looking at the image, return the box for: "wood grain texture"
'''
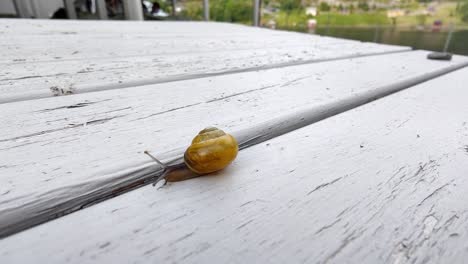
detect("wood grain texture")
[1,67,467,264]
[0,51,466,238]
[0,19,409,103]
[0,19,406,61]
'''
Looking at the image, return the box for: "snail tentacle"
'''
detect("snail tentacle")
[144,150,169,187]
[151,172,168,187]
[144,150,168,170]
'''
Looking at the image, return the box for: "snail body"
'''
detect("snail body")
[145,127,238,185]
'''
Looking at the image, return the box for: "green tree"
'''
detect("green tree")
[279,0,303,11]
[179,1,203,20]
[358,1,369,11]
[210,0,252,23]
[458,0,468,22]
[319,2,331,12]
[276,9,308,30]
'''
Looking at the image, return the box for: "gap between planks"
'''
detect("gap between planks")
[0,58,466,239]
[0,49,411,105]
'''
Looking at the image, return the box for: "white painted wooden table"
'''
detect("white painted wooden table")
[1,19,467,263]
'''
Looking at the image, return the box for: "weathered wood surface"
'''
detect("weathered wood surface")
[1,66,467,264]
[0,19,409,103]
[0,50,466,238]
[0,48,407,104]
[0,19,405,61]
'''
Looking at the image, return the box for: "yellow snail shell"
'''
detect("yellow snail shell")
[184,127,238,175]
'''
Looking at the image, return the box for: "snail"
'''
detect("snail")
[144,127,238,186]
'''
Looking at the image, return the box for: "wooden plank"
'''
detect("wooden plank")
[0,51,466,237]
[0,19,405,62]
[1,67,467,264]
[0,33,398,64]
[0,46,408,104]
[0,19,409,103]
[0,18,296,35]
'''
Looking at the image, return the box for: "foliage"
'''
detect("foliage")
[178,0,468,27]
[279,0,303,12]
[316,12,390,26]
[338,4,344,12]
[358,1,369,11]
[275,9,309,30]
[179,1,203,20]
[179,0,252,23]
[210,0,252,23]
[319,2,331,12]
[458,0,468,22]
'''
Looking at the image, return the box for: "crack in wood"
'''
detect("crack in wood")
[0,73,67,82]
[323,230,360,263]
[143,246,160,255]
[205,84,278,103]
[307,177,343,195]
[442,214,460,229]
[0,140,40,151]
[132,102,203,121]
[99,242,111,249]
[417,183,450,207]
[171,232,195,245]
[236,219,254,230]
[315,218,342,234]
[0,115,125,143]
[37,99,111,112]
[384,166,407,186]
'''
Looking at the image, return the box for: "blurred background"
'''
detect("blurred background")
[1,0,467,55]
